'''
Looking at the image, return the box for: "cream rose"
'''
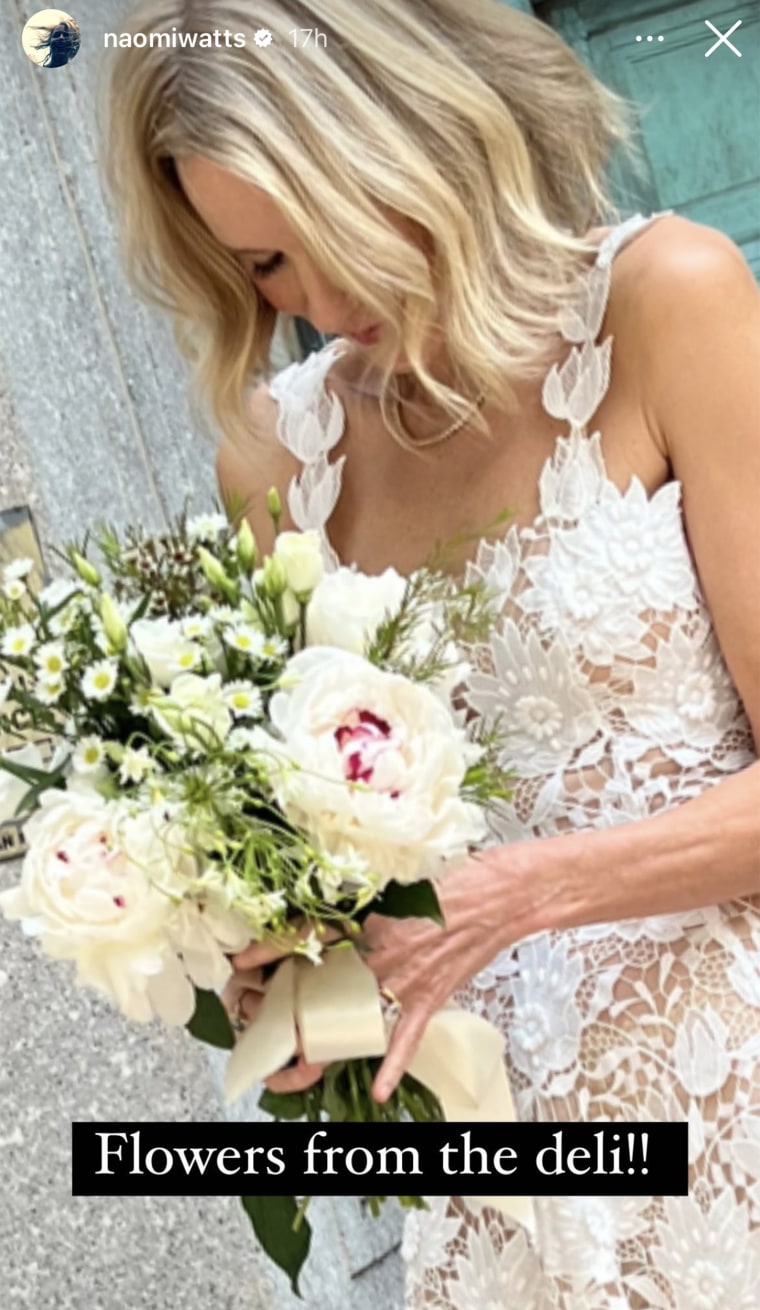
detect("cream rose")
[0,788,249,1023]
[305,566,408,655]
[260,647,486,886]
[273,530,324,598]
[130,616,200,687]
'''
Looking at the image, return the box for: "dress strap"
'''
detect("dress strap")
[543,210,674,432]
[266,338,350,569]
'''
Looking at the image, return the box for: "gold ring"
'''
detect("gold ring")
[380,986,401,1008]
[231,998,247,1033]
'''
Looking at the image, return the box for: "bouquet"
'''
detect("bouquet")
[0,494,511,1292]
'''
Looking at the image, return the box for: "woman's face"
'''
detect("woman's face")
[176,155,442,375]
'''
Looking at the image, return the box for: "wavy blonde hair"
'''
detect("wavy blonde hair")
[100,0,647,448]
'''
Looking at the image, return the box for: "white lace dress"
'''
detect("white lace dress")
[265,212,760,1309]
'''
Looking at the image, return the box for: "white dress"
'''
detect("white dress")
[265,212,760,1309]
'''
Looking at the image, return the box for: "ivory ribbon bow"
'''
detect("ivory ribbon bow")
[224,946,534,1230]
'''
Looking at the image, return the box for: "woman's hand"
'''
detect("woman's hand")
[221,921,345,1095]
[360,850,529,1103]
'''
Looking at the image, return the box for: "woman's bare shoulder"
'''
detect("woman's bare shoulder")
[215,381,302,552]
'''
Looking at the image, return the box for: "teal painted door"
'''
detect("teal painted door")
[531,0,760,276]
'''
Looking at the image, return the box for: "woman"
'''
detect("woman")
[103,1,760,1304]
[32,18,80,68]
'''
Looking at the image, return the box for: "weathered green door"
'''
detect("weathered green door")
[528,0,760,277]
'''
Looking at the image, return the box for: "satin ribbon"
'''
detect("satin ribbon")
[224,946,534,1230]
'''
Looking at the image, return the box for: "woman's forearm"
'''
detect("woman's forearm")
[488,760,760,943]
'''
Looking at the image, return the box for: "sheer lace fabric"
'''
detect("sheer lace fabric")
[266,212,760,1308]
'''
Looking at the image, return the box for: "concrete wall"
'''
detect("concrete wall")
[0,1,404,1305]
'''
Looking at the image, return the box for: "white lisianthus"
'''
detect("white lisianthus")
[0,789,248,1023]
[2,624,36,657]
[306,566,407,655]
[118,746,153,785]
[223,681,263,718]
[151,673,232,747]
[281,589,300,631]
[34,641,68,679]
[186,512,229,544]
[81,659,119,701]
[72,737,105,774]
[2,578,26,601]
[259,647,486,887]
[130,617,200,687]
[273,530,324,598]
[3,557,34,582]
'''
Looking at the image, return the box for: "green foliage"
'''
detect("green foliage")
[185,987,235,1050]
[240,1195,312,1298]
[373,878,444,927]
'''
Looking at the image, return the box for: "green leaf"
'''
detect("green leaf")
[258,1088,308,1120]
[374,878,445,926]
[0,757,63,788]
[240,1194,311,1298]
[321,1063,350,1121]
[128,589,154,625]
[185,987,235,1050]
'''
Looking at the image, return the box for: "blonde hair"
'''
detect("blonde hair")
[100,0,648,448]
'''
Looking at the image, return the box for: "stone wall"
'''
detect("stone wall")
[0,2,404,1305]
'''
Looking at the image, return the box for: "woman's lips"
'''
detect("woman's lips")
[347,325,381,345]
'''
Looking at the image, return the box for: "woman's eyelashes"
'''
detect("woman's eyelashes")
[250,253,284,280]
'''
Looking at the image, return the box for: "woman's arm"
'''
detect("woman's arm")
[366,221,760,1098]
[234,222,760,1101]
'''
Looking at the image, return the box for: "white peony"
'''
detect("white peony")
[130,616,202,687]
[305,566,407,655]
[259,647,486,886]
[151,672,232,747]
[0,788,250,1023]
[273,530,324,598]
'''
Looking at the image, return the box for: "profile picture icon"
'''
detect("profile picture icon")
[22,9,81,68]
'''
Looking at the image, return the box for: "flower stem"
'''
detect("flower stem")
[292,1194,312,1232]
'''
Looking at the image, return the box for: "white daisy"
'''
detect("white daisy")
[36,677,65,705]
[50,602,81,637]
[72,736,105,773]
[34,641,68,679]
[2,624,36,657]
[223,681,263,718]
[81,659,119,701]
[181,615,211,640]
[260,635,287,661]
[163,644,203,678]
[2,578,26,601]
[224,625,265,657]
[118,746,153,785]
[225,725,261,752]
[209,605,237,626]
[2,557,34,582]
[186,512,229,543]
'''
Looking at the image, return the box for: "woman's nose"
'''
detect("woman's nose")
[299,276,357,340]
